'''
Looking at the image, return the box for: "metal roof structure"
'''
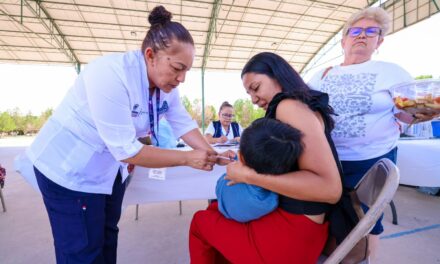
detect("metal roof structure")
[1,0,439,73]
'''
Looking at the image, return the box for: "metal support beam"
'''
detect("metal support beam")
[75,62,81,74]
[20,0,23,24]
[433,0,440,11]
[201,0,221,132]
[22,0,80,68]
[301,32,342,75]
[403,0,407,27]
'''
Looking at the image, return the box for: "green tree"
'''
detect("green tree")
[22,111,38,134]
[233,99,245,125]
[415,75,433,80]
[252,107,265,121]
[181,96,193,117]
[191,98,202,125]
[7,108,27,134]
[36,108,53,130]
[189,99,216,129]
[204,105,216,127]
[0,111,16,134]
[233,99,264,128]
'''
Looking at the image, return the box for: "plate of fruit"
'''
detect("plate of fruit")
[393,79,440,116]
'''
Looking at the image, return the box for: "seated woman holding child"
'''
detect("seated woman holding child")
[189,52,357,264]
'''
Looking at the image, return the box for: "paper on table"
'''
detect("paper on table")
[212,140,239,147]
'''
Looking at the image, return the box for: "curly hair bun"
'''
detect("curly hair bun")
[148,5,172,26]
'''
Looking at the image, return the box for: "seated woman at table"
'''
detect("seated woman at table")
[189,52,358,264]
[205,101,243,144]
[216,117,303,223]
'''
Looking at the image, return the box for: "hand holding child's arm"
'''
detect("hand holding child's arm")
[225,160,257,186]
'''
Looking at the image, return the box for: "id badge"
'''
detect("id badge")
[148,168,166,181]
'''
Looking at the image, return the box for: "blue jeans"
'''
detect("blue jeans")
[340,147,397,235]
[35,167,126,264]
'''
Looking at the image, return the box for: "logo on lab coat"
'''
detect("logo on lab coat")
[131,101,168,117]
[131,104,140,117]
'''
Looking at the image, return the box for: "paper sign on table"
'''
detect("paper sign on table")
[149,168,167,180]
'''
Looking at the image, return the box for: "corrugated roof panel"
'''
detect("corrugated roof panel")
[228,49,251,59]
[225,60,244,70]
[307,34,332,43]
[261,26,290,38]
[97,42,126,52]
[1,0,434,71]
[279,3,310,15]
[231,37,257,48]
[209,48,229,58]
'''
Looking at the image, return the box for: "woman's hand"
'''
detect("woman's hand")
[225,160,256,185]
[413,112,440,123]
[184,149,218,171]
[216,150,237,165]
[217,135,228,143]
[396,111,440,124]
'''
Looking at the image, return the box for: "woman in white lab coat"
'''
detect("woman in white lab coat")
[24,5,231,264]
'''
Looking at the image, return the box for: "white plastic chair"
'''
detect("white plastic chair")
[321,158,400,264]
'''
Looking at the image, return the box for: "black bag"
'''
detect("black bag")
[322,191,369,263]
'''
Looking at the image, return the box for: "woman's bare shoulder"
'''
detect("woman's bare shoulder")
[276,99,324,133]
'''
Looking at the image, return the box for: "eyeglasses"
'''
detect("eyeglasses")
[221,113,235,118]
[346,27,382,38]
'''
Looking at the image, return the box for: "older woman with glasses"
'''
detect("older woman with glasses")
[308,6,431,260]
[205,101,243,144]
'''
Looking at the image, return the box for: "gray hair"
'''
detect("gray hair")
[343,7,391,36]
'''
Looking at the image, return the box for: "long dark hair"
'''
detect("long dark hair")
[240,118,303,175]
[241,52,335,130]
[241,52,311,101]
[141,6,194,53]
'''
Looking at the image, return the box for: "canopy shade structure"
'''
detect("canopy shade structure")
[0,0,439,73]
[0,0,365,72]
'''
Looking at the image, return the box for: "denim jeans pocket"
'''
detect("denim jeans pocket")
[47,196,88,254]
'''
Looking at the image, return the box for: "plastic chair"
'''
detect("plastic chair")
[322,158,400,264]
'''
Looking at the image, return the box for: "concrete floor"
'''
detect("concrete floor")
[1,140,439,263]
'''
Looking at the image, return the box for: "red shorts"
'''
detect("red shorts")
[189,202,328,264]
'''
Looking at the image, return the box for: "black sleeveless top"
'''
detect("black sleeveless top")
[265,91,359,243]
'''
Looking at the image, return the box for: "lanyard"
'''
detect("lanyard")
[148,88,160,146]
[223,125,230,137]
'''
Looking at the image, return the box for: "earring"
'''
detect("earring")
[375,49,379,55]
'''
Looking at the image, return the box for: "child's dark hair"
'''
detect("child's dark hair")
[141,5,194,53]
[239,118,303,175]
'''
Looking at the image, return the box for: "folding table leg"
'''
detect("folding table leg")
[0,188,6,212]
